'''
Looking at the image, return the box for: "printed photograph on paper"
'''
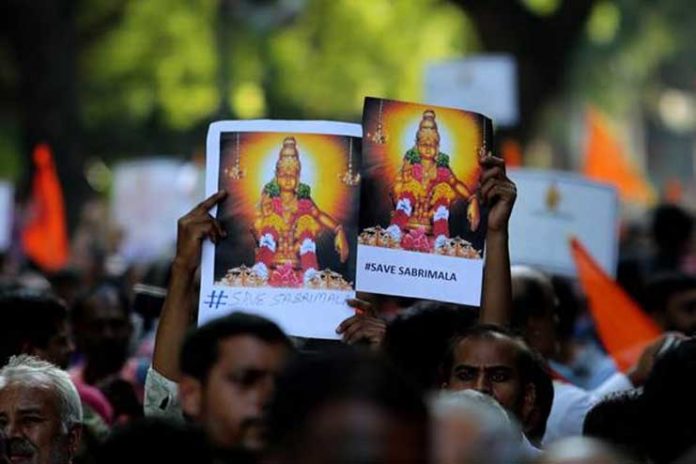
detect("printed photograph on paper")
[356,98,492,305]
[199,121,361,339]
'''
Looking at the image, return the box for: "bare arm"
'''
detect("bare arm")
[478,155,516,326]
[152,190,227,381]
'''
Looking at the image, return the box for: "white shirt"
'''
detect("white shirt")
[143,366,183,422]
[542,372,633,446]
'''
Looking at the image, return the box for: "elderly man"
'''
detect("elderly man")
[0,355,82,464]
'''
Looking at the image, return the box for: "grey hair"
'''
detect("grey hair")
[0,355,82,431]
[430,390,522,463]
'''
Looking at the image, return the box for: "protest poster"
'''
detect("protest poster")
[507,168,619,277]
[112,158,202,263]
[356,98,491,306]
[200,120,362,339]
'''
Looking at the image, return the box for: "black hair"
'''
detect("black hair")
[652,204,692,253]
[641,339,696,463]
[265,348,428,456]
[440,324,546,394]
[0,289,67,365]
[95,418,222,464]
[179,312,293,383]
[70,280,131,325]
[382,301,477,390]
[510,268,556,331]
[643,272,696,315]
[583,389,645,462]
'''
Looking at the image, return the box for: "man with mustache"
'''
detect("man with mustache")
[0,355,82,464]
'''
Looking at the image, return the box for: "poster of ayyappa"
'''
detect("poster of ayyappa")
[356,98,492,305]
[199,121,361,339]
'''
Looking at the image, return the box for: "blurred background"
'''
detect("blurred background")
[0,0,694,273]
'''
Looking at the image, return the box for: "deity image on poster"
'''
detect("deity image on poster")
[213,132,361,291]
[359,98,491,258]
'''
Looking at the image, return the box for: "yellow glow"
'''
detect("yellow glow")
[376,100,483,187]
[222,132,355,224]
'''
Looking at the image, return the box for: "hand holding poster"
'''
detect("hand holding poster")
[200,121,361,339]
[507,169,619,277]
[356,98,491,305]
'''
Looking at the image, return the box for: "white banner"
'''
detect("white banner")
[508,169,619,277]
[425,55,518,127]
[0,181,13,251]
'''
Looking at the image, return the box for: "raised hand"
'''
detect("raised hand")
[174,190,228,272]
[479,153,516,234]
[335,298,386,349]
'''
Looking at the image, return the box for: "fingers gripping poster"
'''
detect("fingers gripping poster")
[200,121,361,339]
[356,98,491,305]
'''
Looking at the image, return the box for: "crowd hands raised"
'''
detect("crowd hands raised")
[1,152,696,464]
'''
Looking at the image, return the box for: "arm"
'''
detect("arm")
[478,154,517,327]
[315,205,349,262]
[152,190,227,381]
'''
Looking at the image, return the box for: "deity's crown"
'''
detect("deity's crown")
[417,109,440,144]
[276,136,301,174]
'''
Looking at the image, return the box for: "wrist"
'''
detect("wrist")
[486,228,509,241]
[171,256,199,276]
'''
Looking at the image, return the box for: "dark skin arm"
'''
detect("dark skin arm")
[478,153,517,327]
[336,298,386,350]
[152,190,227,381]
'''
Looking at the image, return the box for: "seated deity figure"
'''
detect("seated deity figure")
[387,110,480,248]
[252,137,349,284]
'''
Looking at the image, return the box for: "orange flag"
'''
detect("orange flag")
[583,108,655,205]
[571,237,661,371]
[21,144,69,271]
[501,138,523,168]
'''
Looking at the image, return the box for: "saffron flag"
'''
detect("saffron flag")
[571,237,660,371]
[583,108,655,205]
[21,144,69,271]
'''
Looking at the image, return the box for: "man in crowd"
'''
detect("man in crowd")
[145,191,295,455]
[440,324,549,455]
[643,272,696,336]
[510,265,670,444]
[0,355,82,464]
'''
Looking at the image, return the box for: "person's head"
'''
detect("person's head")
[643,273,696,335]
[430,389,522,464]
[652,204,692,258]
[0,290,74,369]
[275,137,301,192]
[416,128,440,160]
[511,266,559,359]
[94,418,225,464]
[266,348,429,463]
[178,312,293,451]
[71,282,132,375]
[441,325,538,428]
[382,301,478,391]
[641,338,696,463]
[583,389,645,462]
[0,355,82,464]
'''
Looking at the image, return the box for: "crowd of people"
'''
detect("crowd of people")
[1,152,696,464]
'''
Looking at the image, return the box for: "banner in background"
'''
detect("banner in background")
[508,168,619,277]
[112,158,203,263]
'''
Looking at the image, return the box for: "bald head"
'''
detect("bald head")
[511,266,559,359]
